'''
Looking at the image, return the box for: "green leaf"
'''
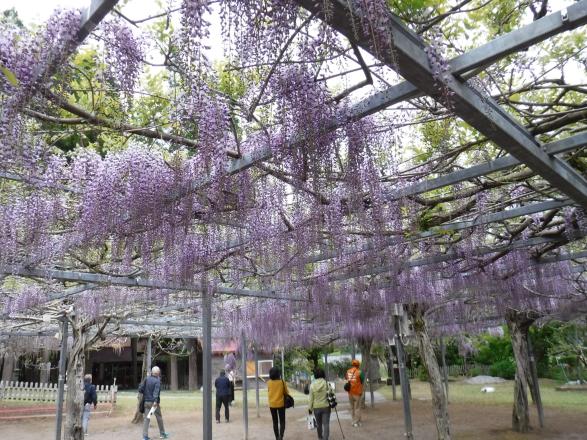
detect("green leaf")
[0,66,18,86]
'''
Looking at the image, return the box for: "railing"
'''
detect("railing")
[0,381,118,405]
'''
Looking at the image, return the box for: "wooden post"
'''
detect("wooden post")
[170,354,179,391]
[146,337,152,374]
[98,363,105,382]
[131,337,138,388]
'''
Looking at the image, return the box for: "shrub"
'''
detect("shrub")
[418,367,429,382]
[473,330,513,365]
[468,366,482,377]
[489,359,516,379]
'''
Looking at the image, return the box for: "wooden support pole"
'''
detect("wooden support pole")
[242,333,249,440]
[281,348,285,381]
[254,346,260,418]
[146,337,152,373]
[55,319,68,440]
[131,338,138,388]
[202,278,213,440]
[387,342,397,401]
[394,313,413,440]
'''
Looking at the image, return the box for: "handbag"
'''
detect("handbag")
[344,368,357,392]
[282,380,294,409]
[307,414,317,430]
[327,384,337,409]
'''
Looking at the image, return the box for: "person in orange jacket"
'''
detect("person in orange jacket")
[345,359,365,427]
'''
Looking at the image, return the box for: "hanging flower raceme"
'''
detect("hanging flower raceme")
[101,19,144,101]
[0,9,81,165]
[269,65,337,181]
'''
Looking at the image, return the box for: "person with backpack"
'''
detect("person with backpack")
[139,366,169,440]
[308,367,332,440]
[82,374,97,436]
[214,370,231,423]
[345,359,365,427]
[267,366,290,440]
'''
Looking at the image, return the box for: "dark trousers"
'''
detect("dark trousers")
[216,395,230,421]
[314,407,331,440]
[270,407,286,439]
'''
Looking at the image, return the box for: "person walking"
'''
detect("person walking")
[82,374,97,436]
[346,359,365,427]
[308,368,331,440]
[139,366,169,440]
[267,366,288,440]
[215,370,231,423]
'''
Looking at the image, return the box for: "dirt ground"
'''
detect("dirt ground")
[1,394,585,440]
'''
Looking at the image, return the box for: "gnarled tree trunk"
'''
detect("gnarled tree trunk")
[408,304,451,440]
[40,349,51,384]
[187,338,199,390]
[1,353,16,382]
[63,315,109,440]
[64,320,87,440]
[358,337,373,408]
[505,309,539,433]
[170,354,179,391]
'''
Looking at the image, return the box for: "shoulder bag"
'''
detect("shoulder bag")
[343,368,357,392]
[282,380,294,409]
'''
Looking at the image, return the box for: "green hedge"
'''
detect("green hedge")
[489,359,516,379]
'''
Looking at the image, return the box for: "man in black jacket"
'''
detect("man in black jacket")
[139,366,169,440]
[82,374,97,435]
[215,370,231,423]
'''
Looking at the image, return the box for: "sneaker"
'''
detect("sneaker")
[225,419,229,423]
[159,434,170,439]
[216,420,221,424]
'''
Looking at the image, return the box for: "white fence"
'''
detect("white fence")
[0,381,117,405]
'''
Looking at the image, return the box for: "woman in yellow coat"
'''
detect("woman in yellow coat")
[267,366,289,440]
